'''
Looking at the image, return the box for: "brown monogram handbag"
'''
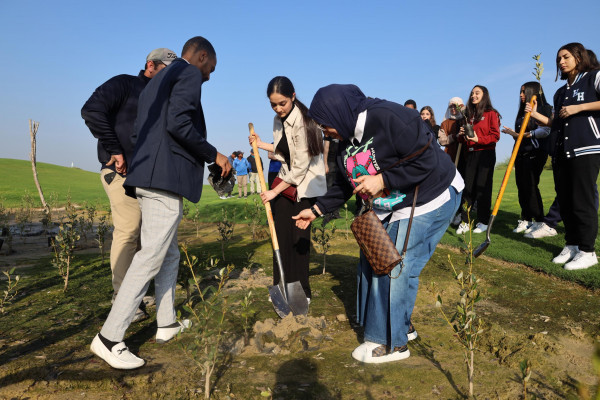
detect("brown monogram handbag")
[350,136,431,277]
[351,186,419,277]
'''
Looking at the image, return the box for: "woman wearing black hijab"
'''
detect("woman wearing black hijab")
[293,84,463,363]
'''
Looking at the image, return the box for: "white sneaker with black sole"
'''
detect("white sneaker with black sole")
[90,334,145,369]
[524,223,557,239]
[552,245,579,264]
[156,319,192,343]
[564,251,598,270]
[351,341,410,364]
[473,222,488,233]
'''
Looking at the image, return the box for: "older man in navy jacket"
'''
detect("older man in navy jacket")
[90,36,231,370]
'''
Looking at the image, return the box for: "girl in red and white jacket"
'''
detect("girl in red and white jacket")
[455,85,501,234]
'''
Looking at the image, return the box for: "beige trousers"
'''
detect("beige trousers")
[248,172,262,194]
[237,174,248,197]
[101,169,142,294]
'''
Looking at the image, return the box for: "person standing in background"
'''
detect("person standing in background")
[232,151,251,198]
[247,149,263,195]
[455,85,501,235]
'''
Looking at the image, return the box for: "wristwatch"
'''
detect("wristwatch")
[310,205,321,218]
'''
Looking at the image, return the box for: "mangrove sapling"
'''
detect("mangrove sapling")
[0,268,20,314]
[519,359,532,399]
[190,203,201,237]
[217,207,234,261]
[85,201,97,238]
[311,219,336,274]
[41,192,58,232]
[246,198,264,242]
[343,203,352,240]
[96,214,110,264]
[177,244,212,303]
[435,213,484,398]
[179,243,234,399]
[52,221,80,291]
[240,290,257,345]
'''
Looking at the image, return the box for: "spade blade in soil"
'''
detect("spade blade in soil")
[269,284,292,318]
[286,282,309,316]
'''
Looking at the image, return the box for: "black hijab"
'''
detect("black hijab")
[308,84,383,141]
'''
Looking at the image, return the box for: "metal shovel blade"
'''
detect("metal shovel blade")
[269,250,309,317]
[473,216,495,258]
[285,281,309,316]
[268,284,292,318]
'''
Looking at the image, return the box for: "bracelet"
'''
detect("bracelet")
[310,206,321,218]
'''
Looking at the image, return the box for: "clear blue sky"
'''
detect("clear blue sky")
[2,1,599,180]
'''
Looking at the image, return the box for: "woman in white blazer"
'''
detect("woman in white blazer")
[250,76,327,302]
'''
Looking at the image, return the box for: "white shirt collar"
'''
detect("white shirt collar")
[353,110,367,143]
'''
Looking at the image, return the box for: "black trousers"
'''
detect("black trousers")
[271,195,315,298]
[555,154,600,252]
[514,149,548,221]
[459,149,496,224]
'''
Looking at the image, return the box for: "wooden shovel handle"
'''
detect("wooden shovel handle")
[249,123,280,251]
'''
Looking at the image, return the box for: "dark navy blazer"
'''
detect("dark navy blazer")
[125,58,217,203]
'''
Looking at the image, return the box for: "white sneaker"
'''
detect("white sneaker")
[473,222,488,233]
[456,222,469,235]
[552,245,579,264]
[90,334,145,369]
[451,213,462,226]
[524,223,557,239]
[156,319,192,343]
[564,251,598,270]
[351,341,410,364]
[513,220,531,233]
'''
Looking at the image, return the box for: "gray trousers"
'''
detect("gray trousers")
[100,187,183,342]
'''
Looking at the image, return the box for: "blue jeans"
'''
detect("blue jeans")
[356,186,462,348]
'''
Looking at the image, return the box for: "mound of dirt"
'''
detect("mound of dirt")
[248,314,327,355]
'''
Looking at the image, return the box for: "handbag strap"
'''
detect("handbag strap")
[390,185,419,279]
[401,185,419,258]
[378,136,433,174]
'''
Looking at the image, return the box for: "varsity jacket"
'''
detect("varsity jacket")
[81,71,151,171]
[315,103,455,214]
[552,70,600,158]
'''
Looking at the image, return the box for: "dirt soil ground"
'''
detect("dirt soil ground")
[0,221,599,399]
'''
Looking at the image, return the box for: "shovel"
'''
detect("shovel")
[248,123,309,317]
[473,96,537,258]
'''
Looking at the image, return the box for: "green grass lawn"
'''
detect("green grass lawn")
[0,158,108,209]
[2,157,600,289]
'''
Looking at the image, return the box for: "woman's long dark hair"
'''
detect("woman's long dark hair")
[420,106,437,126]
[514,82,552,131]
[555,42,593,81]
[267,76,323,157]
[466,85,501,122]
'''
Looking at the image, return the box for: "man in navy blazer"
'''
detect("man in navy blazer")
[90,36,231,370]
